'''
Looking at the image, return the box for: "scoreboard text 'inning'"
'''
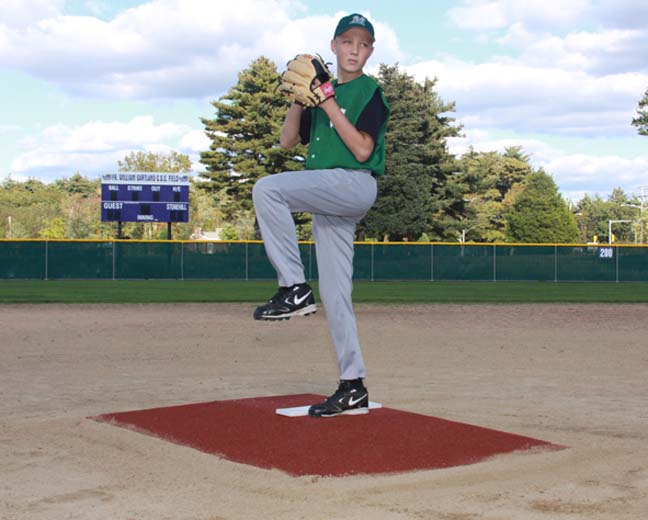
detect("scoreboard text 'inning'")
[101,172,190,223]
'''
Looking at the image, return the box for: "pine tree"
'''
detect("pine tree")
[631,87,648,136]
[504,170,579,243]
[358,65,460,241]
[199,57,305,221]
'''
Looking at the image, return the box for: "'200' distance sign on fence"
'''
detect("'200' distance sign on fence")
[101,172,190,223]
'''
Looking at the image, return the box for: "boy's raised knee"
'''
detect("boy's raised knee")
[252,176,269,203]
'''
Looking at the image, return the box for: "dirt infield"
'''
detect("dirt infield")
[2,303,647,519]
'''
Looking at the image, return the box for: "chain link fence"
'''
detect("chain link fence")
[1,240,646,282]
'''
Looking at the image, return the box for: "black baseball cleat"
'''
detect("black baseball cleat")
[308,379,369,417]
[253,283,317,320]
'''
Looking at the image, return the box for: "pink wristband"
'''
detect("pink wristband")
[320,81,335,98]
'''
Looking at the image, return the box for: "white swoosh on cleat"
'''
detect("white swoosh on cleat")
[291,291,312,306]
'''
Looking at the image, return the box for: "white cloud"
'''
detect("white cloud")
[448,0,591,31]
[180,130,211,152]
[505,28,648,76]
[0,1,401,99]
[448,128,648,200]
[448,129,557,159]
[544,154,648,200]
[2,0,644,203]
[449,1,648,76]
[9,115,208,179]
[0,0,65,27]
[414,0,648,181]
[407,58,648,137]
[597,0,648,29]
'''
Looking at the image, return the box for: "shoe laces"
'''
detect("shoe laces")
[328,380,362,402]
[268,286,291,303]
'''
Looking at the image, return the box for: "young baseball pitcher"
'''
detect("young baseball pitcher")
[252,13,390,417]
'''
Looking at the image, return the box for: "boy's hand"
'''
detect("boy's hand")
[279,54,335,107]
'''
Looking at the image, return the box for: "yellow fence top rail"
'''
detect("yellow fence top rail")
[1,239,648,248]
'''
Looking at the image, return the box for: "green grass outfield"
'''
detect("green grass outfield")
[1,280,648,304]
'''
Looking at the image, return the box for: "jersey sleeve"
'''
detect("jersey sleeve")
[299,108,312,145]
[356,89,388,143]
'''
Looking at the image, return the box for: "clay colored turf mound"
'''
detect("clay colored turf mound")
[93,394,561,477]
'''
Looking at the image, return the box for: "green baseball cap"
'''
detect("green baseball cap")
[334,13,375,40]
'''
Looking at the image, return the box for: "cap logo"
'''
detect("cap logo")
[351,15,367,26]
[334,13,374,39]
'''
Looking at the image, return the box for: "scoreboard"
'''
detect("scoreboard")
[101,172,189,223]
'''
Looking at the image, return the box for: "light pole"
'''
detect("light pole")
[621,204,642,243]
[608,220,632,244]
[638,186,647,244]
[459,224,480,243]
[622,186,647,243]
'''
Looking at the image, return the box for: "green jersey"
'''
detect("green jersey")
[305,74,390,176]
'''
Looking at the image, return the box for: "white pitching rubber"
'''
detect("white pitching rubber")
[276,401,382,417]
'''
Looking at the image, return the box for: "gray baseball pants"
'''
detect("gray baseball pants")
[252,168,377,380]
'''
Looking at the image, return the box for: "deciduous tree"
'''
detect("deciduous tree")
[0,178,62,238]
[118,151,191,173]
[453,148,533,242]
[575,188,641,243]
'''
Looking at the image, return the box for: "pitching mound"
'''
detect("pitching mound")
[93,393,561,477]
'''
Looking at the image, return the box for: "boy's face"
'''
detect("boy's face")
[331,27,374,79]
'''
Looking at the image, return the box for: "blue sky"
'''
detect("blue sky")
[1,0,647,201]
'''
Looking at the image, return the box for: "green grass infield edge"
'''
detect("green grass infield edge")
[1,280,648,304]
